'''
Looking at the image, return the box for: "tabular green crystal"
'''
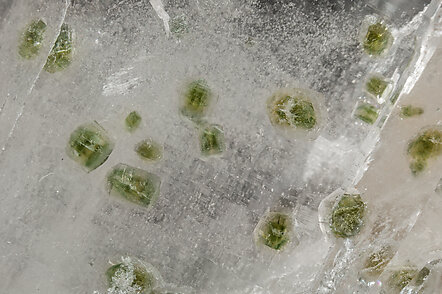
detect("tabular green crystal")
[107,164,160,207]
[135,140,163,161]
[125,111,142,132]
[258,213,291,250]
[407,129,442,175]
[400,105,424,118]
[67,122,114,171]
[386,268,418,292]
[106,259,155,293]
[18,19,47,59]
[330,194,365,238]
[44,23,73,73]
[355,103,378,124]
[200,124,225,156]
[366,76,388,99]
[181,79,211,119]
[268,94,317,130]
[363,22,393,56]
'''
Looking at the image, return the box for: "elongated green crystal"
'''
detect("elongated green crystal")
[355,103,378,124]
[408,128,442,174]
[400,105,424,118]
[44,23,73,73]
[107,164,160,207]
[67,122,114,171]
[363,22,393,56]
[125,111,141,132]
[200,124,225,156]
[135,140,163,161]
[258,213,291,251]
[386,268,418,292]
[18,19,47,59]
[330,194,365,238]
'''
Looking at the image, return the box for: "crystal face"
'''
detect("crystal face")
[199,124,225,156]
[255,212,291,251]
[385,268,418,292]
[180,79,212,120]
[330,194,365,238]
[44,23,73,73]
[366,76,388,99]
[407,128,442,175]
[400,105,424,118]
[107,164,161,207]
[267,90,317,130]
[66,122,114,171]
[363,22,393,56]
[18,19,47,59]
[125,111,142,132]
[355,103,378,124]
[135,139,163,161]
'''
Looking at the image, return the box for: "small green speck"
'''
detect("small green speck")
[170,16,189,37]
[44,23,73,73]
[407,128,442,175]
[200,124,225,156]
[106,261,155,293]
[125,111,142,132]
[181,79,211,119]
[107,164,161,207]
[400,105,424,118]
[366,76,388,98]
[355,103,378,124]
[268,93,317,130]
[18,19,47,59]
[67,122,114,171]
[330,194,365,238]
[363,22,393,56]
[135,140,163,161]
[259,213,291,251]
[386,268,417,292]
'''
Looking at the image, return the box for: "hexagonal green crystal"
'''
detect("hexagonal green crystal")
[44,23,73,73]
[125,111,141,132]
[258,213,291,250]
[135,140,163,161]
[400,105,424,118]
[268,94,317,130]
[366,76,388,99]
[67,122,114,171]
[363,22,393,56]
[330,194,365,238]
[386,268,418,292]
[407,128,442,175]
[107,164,160,207]
[106,259,156,293]
[355,103,378,124]
[200,124,225,156]
[181,79,211,119]
[18,19,47,59]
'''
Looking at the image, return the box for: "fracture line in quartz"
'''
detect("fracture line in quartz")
[38,172,54,182]
[0,0,70,156]
[102,66,142,96]
[150,0,170,37]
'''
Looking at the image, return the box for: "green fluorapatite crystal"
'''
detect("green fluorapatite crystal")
[200,124,225,156]
[355,103,378,124]
[330,194,365,238]
[181,79,211,119]
[170,16,189,38]
[135,140,163,161]
[366,76,388,98]
[67,122,114,171]
[125,111,142,132]
[363,22,393,56]
[400,105,424,118]
[407,129,442,175]
[106,261,155,293]
[259,213,291,250]
[44,23,73,73]
[386,268,418,292]
[107,164,161,207]
[18,19,47,59]
[268,94,317,130]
